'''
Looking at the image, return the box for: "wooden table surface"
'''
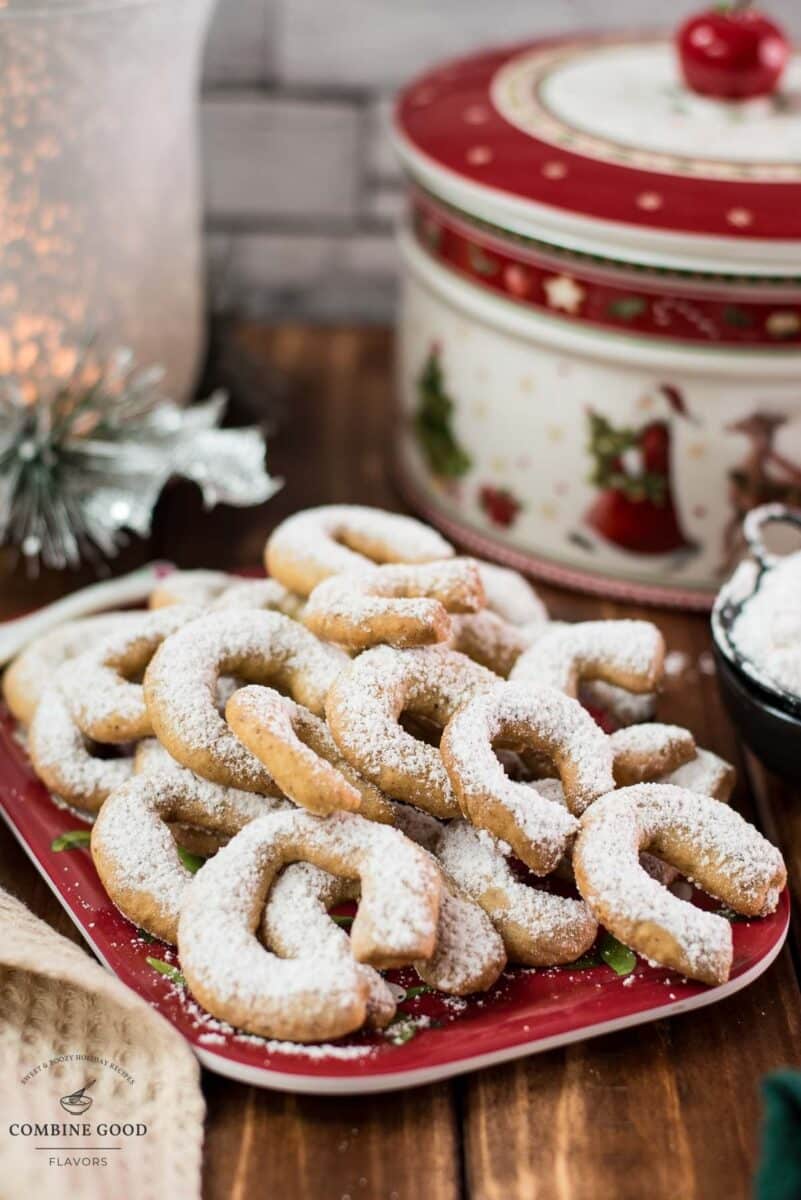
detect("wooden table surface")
[1,324,799,1200]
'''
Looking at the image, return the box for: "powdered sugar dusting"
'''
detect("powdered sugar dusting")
[476,561,547,627]
[92,769,281,939]
[444,681,614,817]
[511,620,664,696]
[436,820,597,965]
[303,558,483,647]
[67,605,199,741]
[575,783,786,981]
[326,645,498,815]
[267,504,454,595]
[28,673,134,807]
[144,610,348,790]
[261,862,396,1026]
[177,810,441,1040]
[3,611,138,725]
[659,748,736,802]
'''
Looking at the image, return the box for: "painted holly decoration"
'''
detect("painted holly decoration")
[676,4,789,100]
[583,410,693,555]
[479,484,522,528]
[414,347,472,479]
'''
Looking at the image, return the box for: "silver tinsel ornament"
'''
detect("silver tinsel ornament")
[0,347,281,570]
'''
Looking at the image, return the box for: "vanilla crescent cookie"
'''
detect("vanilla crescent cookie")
[28,676,134,811]
[150,570,304,619]
[3,612,137,727]
[177,810,442,1041]
[661,748,736,802]
[441,682,615,873]
[263,859,505,1002]
[66,606,199,744]
[511,619,665,697]
[143,610,348,793]
[436,820,598,966]
[261,863,397,1029]
[225,685,394,822]
[211,578,305,618]
[149,569,232,609]
[326,645,498,818]
[302,558,484,650]
[448,562,548,677]
[265,504,454,597]
[608,723,696,787]
[91,772,281,942]
[527,732,733,804]
[414,873,507,995]
[134,738,292,858]
[573,783,786,985]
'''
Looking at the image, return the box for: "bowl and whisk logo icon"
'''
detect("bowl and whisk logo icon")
[59,1080,95,1116]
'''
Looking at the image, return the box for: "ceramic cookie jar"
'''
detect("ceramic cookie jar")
[392,32,801,608]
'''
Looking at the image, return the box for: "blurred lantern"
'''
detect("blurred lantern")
[0,0,216,405]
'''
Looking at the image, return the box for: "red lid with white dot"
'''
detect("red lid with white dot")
[393,35,801,275]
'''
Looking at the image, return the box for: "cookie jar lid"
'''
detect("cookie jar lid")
[393,34,801,275]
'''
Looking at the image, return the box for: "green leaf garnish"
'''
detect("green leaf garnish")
[146,956,186,987]
[51,829,92,852]
[331,914,354,928]
[385,1018,418,1046]
[718,906,748,923]
[599,933,637,976]
[177,846,205,874]
[402,985,434,1000]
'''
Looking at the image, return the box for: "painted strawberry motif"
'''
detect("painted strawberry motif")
[479,485,522,528]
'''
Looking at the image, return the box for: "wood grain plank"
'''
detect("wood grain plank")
[202,1075,461,1200]
[462,950,801,1200]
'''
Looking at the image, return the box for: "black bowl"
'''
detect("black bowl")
[713,644,801,784]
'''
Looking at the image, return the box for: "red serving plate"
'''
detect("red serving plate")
[0,709,789,1095]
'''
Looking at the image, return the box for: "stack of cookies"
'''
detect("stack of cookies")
[3,504,786,1044]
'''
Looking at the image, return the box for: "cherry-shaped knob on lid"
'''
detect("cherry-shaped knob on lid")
[676,2,790,100]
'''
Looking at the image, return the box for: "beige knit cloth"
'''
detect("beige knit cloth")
[0,888,204,1200]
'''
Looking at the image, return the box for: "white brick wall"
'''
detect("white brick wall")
[201,0,801,321]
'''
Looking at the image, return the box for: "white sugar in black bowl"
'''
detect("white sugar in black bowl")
[712,504,801,783]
